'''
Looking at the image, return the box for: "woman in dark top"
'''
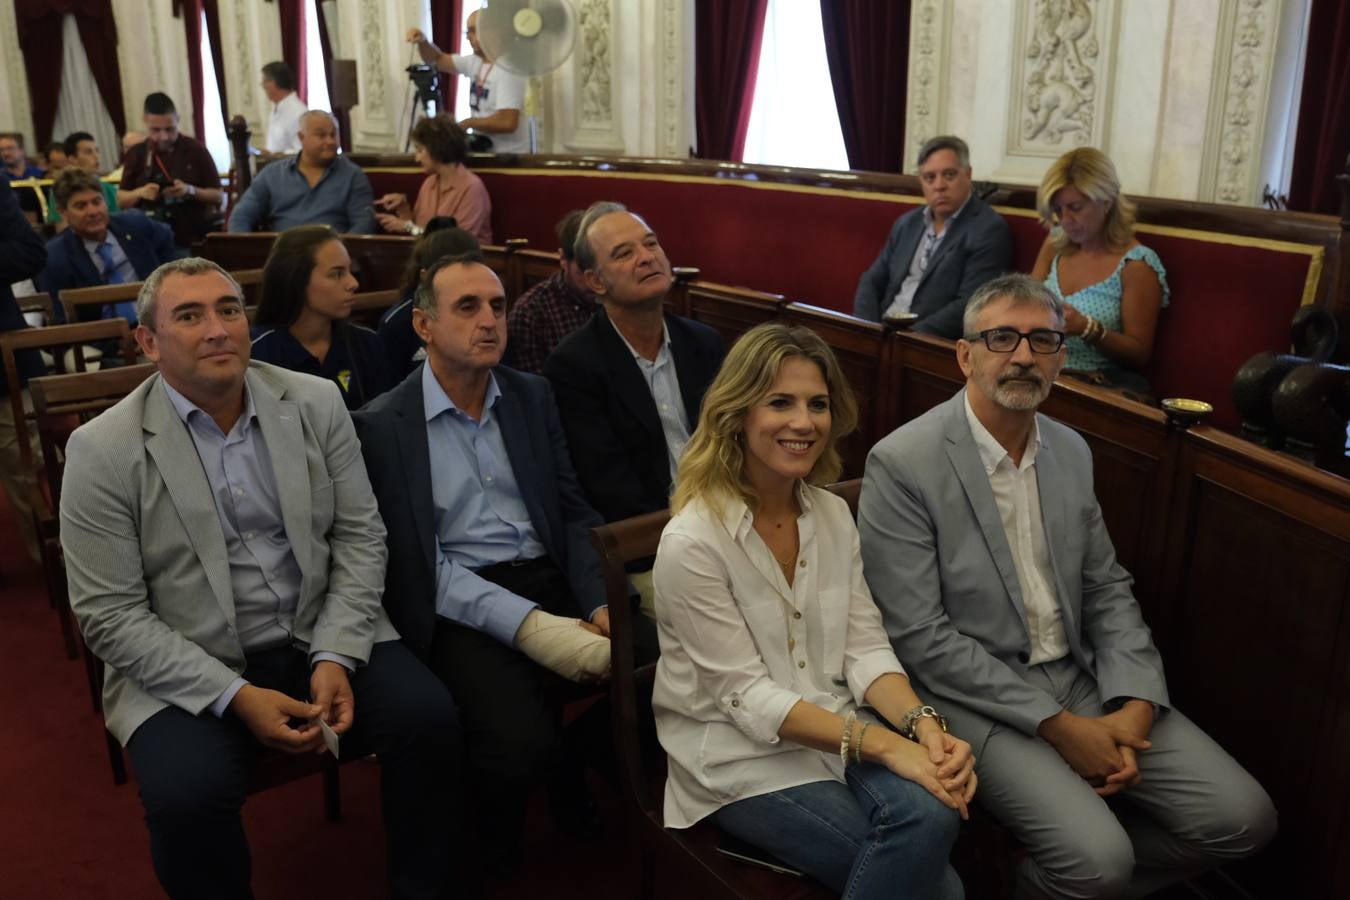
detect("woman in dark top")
[251,224,395,409]
[377,222,481,379]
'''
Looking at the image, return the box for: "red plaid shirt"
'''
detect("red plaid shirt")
[505,271,597,373]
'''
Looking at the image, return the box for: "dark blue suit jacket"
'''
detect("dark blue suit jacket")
[37,211,184,323]
[852,194,1014,338]
[0,178,47,395]
[352,364,607,659]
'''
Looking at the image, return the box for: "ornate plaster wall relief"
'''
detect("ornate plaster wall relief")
[564,0,622,153]
[657,0,687,156]
[1206,0,1282,204]
[230,0,256,116]
[906,0,950,171]
[578,0,613,125]
[1011,0,1116,154]
[356,0,392,138]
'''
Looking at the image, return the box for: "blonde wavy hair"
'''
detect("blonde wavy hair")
[671,323,858,516]
[1037,147,1137,254]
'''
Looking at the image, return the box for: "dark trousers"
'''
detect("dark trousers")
[424,558,658,867]
[126,640,462,900]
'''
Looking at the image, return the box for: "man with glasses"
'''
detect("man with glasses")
[852,135,1012,338]
[858,274,1275,898]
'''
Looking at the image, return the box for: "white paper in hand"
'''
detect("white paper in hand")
[318,717,340,759]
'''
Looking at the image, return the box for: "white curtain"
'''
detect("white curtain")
[51,15,120,176]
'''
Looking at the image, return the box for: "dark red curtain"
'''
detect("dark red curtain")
[431,0,463,115]
[14,0,128,147]
[313,0,350,151]
[820,1,910,173]
[277,0,307,103]
[693,0,769,162]
[1289,0,1350,214]
[174,0,229,142]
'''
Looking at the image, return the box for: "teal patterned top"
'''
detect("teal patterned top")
[1046,244,1170,371]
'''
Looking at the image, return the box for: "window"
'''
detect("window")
[741,0,849,171]
[198,11,231,171]
[304,0,331,112]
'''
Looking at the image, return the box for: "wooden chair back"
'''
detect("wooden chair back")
[58,282,141,326]
[0,319,137,468]
[588,482,860,899]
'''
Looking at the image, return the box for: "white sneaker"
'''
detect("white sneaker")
[514,609,611,682]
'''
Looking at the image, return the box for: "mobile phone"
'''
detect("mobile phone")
[714,835,805,878]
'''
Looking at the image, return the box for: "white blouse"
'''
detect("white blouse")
[652,482,905,828]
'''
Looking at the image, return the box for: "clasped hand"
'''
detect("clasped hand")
[877,721,978,820]
[228,661,354,755]
[1039,702,1153,796]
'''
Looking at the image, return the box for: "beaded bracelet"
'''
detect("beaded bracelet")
[839,710,857,768]
[853,721,871,765]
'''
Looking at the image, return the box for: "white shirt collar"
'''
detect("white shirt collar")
[963,389,1041,475]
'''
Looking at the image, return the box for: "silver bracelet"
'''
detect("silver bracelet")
[899,704,949,741]
[853,721,871,765]
[839,710,857,767]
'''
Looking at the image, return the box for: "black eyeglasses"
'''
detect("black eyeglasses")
[965,328,1066,354]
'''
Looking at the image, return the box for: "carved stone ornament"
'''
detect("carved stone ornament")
[232,0,256,114]
[358,0,388,121]
[1020,0,1099,147]
[1214,0,1280,204]
[660,0,682,155]
[578,0,612,125]
[0,0,34,139]
[907,0,944,168]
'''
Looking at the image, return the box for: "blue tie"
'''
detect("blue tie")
[94,240,137,323]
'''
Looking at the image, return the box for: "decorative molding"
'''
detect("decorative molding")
[1208,0,1283,204]
[0,0,35,143]
[231,0,256,117]
[358,0,390,124]
[147,0,168,92]
[906,0,949,171]
[659,0,683,156]
[1012,0,1108,150]
[577,0,612,125]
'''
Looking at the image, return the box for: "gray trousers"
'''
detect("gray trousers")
[971,657,1276,900]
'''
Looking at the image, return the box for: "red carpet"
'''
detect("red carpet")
[0,495,632,899]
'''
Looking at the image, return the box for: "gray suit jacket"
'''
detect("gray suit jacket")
[61,362,397,745]
[852,195,1014,338]
[858,390,1168,752]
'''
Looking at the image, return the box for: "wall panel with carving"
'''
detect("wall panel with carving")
[907,0,1309,206]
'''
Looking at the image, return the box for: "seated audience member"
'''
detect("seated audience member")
[503,209,595,374]
[1031,147,1168,398]
[0,132,43,182]
[261,61,307,154]
[853,135,1013,338]
[378,223,482,379]
[544,201,723,529]
[653,322,973,897]
[38,169,183,324]
[859,274,1277,899]
[42,141,70,177]
[375,116,491,243]
[119,92,224,249]
[353,255,623,869]
[230,111,376,234]
[0,178,48,562]
[60,257,461,899]
[406,11,530,154]
[251,225,394,409]
[46,132,119,227]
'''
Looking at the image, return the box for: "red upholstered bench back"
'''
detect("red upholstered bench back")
[365,167,1324,429]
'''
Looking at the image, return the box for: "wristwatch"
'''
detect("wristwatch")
[899,704,949,741]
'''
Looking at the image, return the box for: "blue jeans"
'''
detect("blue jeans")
[713,762,964,900]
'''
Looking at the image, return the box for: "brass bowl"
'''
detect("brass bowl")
[883,311,919,330]
[1161,398,1213,427]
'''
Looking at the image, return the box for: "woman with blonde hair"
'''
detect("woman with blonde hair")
[652,322,974,898]
[1031,146,1169,396]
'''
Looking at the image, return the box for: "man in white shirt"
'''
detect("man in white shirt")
[858,274,1276,899]
[405,10,531,154]
[262,61,307,154]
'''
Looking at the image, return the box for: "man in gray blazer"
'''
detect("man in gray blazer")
[60,257,460,900]
[852,135,1013,338]
[859,274,1275,898]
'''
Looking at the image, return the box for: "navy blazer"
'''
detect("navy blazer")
[352,364,607,659]
[37,211,184,323]
[852,194,1013,338]
[0,179,47,395]
[543,309,724,525]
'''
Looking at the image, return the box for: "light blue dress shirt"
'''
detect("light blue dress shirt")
[885,194,972,319]
[423,363,549,645]
[610,319,691,483]
[160,380,357,716]
[227,155,377,234]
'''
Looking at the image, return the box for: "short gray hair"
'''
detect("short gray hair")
[917,134,970,169]
[137,257,242,328]
[413,252,491,319]
[962,273,1064,337]
[572,200,630,272]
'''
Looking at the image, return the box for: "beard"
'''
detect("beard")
[990,368,1051,411]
